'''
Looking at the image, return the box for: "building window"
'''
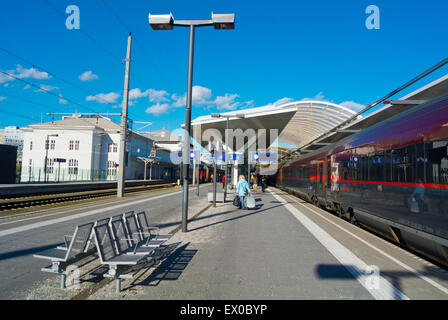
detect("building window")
[107,161,117,177]
[69,140,74,150]
[108,143,118,153]
[68,159,79,175]
[30,141,33,151]
[47,158,54,174]
[29,159,32,166]
[50,140,56,150]
[75,140,80,150]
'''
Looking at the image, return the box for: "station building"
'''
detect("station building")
[20,114,177,183]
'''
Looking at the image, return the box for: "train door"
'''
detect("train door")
[326,156,331,200]
[317,161,324,196]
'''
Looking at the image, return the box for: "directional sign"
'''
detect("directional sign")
[251,152,278,162]
[228,153,242,161]
[171,150,199,160]
[54,158,66,163]
[211,152,225,161]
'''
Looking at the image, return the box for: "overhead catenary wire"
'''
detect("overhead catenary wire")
[0,70,100,115]
[0,47,154,128]
[0,47,121,106]
[42,0,157,91]
[100,0,174,92]
[40,0,162,129]
[279,56,448,163]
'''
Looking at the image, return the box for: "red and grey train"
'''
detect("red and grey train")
[276,92,448,267]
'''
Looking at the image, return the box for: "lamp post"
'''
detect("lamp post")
[149,12,235,233]
[211,113,244,200]
[43,134,58,183]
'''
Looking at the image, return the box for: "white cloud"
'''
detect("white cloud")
[86,92,120,104]
[58,94,68,104]
[0,65,51,86]
[78,70,99,81]
[340,101,365,112]
[0,72,15,84]
[266,97,294,107]
[0,96,6,102]
[35,84,59,92]
[15,65,50,80]
[172,86,212,108]
[129,88,169,103]
[301,92,330,102]
[213,93,240,110]
[23,84,31,90]
[192,86,212,105]
[145,103,170,116]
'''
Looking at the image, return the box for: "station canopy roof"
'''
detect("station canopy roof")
[299,73,448,153]
[190,100,356,153]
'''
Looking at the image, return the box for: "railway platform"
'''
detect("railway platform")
[1,184,448,300]
[97,186,446,300]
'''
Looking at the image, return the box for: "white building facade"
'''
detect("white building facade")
[20,116,175,183]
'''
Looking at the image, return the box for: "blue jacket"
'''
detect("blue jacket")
[237,179,251,197]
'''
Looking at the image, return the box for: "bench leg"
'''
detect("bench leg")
[116,278,121,293]
[60,274,66,289]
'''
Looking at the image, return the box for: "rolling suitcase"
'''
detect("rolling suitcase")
[245,195,256,209]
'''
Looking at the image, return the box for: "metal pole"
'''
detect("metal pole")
[213,149,217,207]
[181,25,195,233]
[117,33,132,198]
[224,117,229,199]
[44,135,48,183]
[144,160,147,180]
[196,151,200,196]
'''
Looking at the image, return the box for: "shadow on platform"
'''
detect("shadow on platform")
[0,243,64,261]
[129,242,197,289]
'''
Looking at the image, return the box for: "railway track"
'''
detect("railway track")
[0,182,177,212]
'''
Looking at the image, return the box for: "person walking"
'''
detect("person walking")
[236,175,251,210]
[222,175,225,189]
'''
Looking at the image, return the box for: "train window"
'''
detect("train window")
[426,139,448,184]
[369,152,384,181]
[361,155,369,181]
[351,156,361,181]
[384,150,392,181]
[415,143,426,183]
[391,146,415,183]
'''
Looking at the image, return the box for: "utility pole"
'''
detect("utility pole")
[117,33,132,198]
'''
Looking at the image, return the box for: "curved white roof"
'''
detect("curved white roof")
[190,100,356,150]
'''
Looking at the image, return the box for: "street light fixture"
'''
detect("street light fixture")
[210,113,245,199]
[148,12,235,233]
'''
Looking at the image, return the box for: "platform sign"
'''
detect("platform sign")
[251,152,278,162]
[211,152,225,161]
[150,146,157,158]
[229,153,242,161]
[171,150,199,161]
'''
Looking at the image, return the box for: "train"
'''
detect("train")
[275,91,448,267]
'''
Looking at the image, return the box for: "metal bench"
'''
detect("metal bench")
[123,211,167,248]
[135,211,173,242]
[110,213,159,256]
[33,222,94,288]
[92,222,155,293]
[84,217,112,252]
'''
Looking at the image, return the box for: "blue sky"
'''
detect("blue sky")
[0,0,447,132]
